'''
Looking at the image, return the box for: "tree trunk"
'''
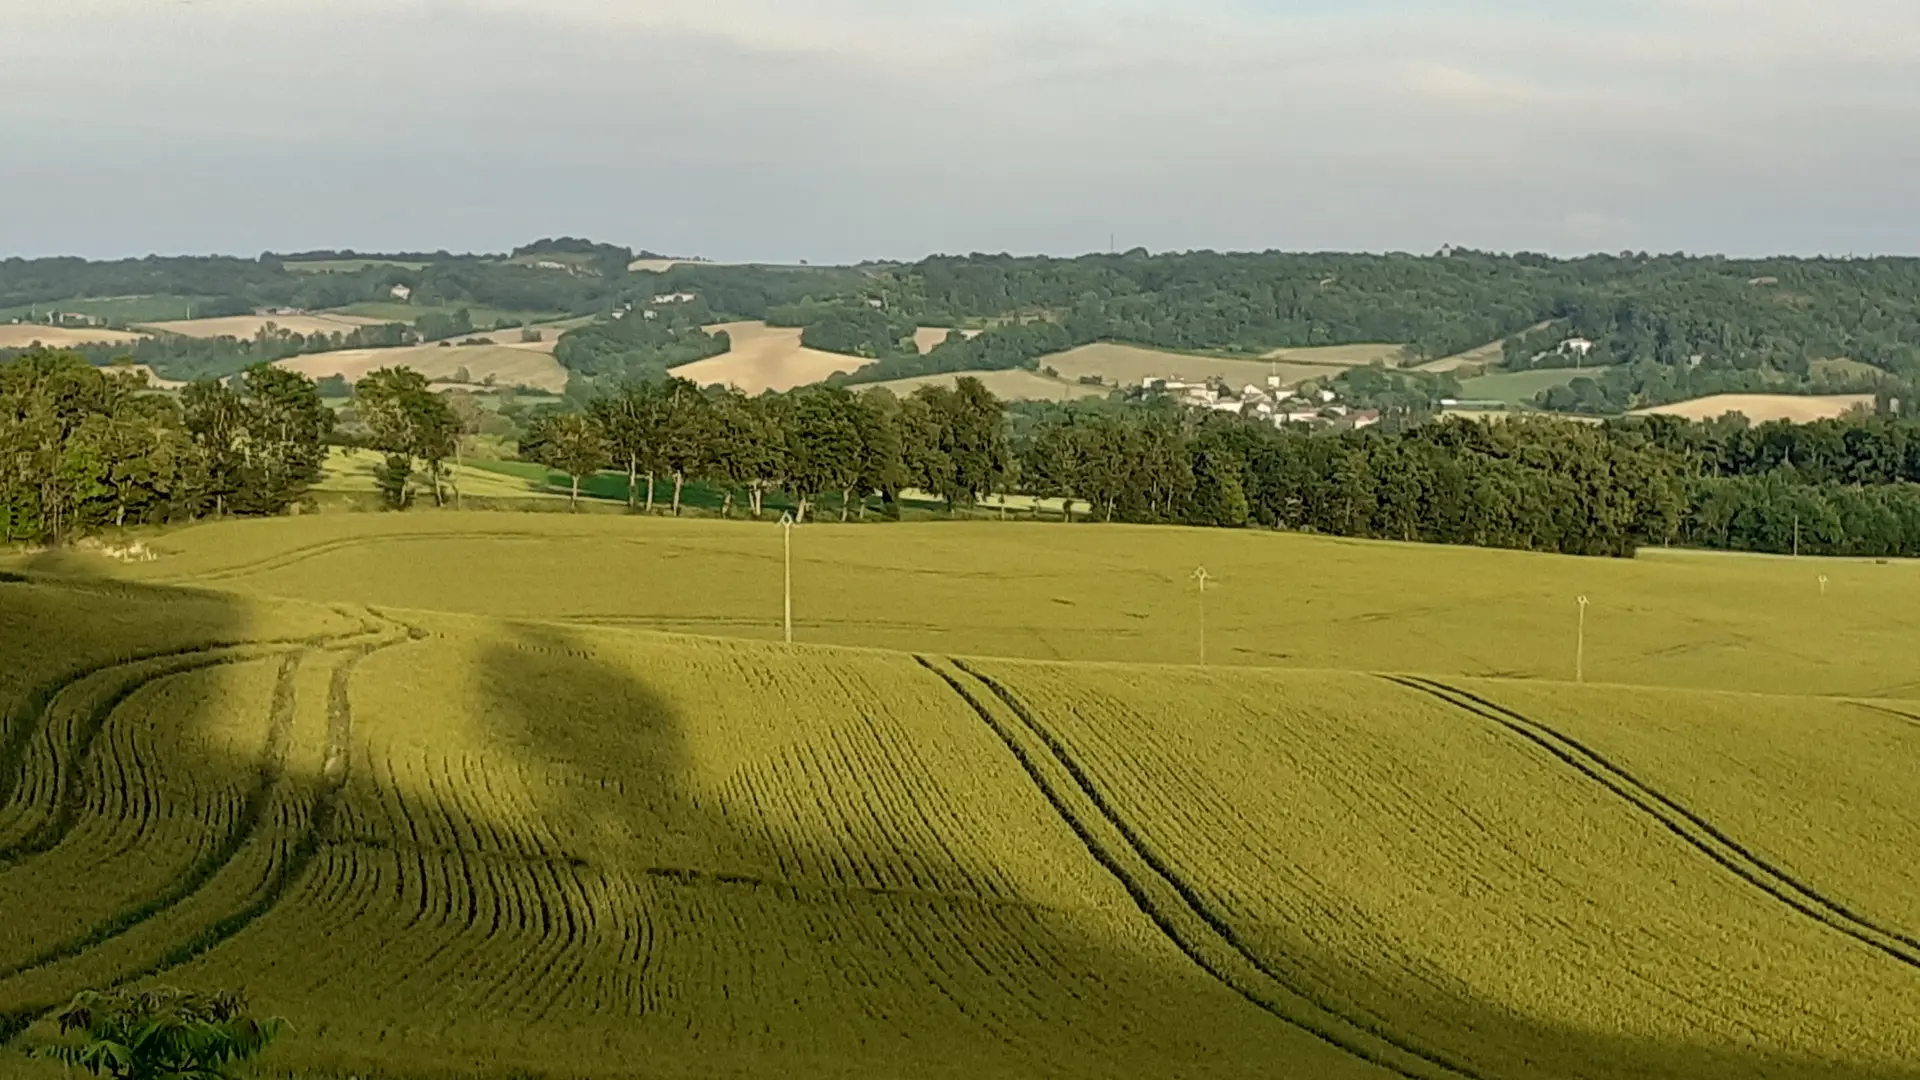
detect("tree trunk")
[798,497,810,524]
[627,455,640,511]
[645,472,657,514]
[840,489,852,523]
[672,472,685,516]
[570,473,581,512]
[454,442,463,511]
[750,484,764,519]
[722,491,735,518]
[1064,499,1075,524]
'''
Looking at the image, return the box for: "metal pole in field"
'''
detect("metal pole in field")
[1576,595,1590,684]
[1193,566,1213,666]
[780,512,795,645]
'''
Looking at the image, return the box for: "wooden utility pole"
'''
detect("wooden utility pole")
[1193,567,1213,666]
[1576,595,1590,684]
[780,512,795,645]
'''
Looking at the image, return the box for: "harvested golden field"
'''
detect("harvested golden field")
[2,545,1915,1079]
[39,512,1920,698]
[862,368,1110,402]
[1416,338,1503,373]
[671,321,871,393]
[1260,342,1403,366]
[1634,393,1875,423]
[274,342,570,392]
[137,313,393,339]
[1040,342,1348,389]
[0,324,147,349]
[912,326,981,354]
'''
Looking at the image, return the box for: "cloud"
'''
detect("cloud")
[0,0,1916,258]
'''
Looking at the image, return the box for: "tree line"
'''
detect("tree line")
[516,377,1007,517]
[4,321,421,383]
[1,350,333,543]
[16,343,1920,561]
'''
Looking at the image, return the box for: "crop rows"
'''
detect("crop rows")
[0,590,411,1029]
[1429,677,1920,951]
[132,622,1383,1077]
[953,657,1920,1079]
[11,549,1918,1079]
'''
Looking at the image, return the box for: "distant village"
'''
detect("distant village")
[1138,373,1383,431]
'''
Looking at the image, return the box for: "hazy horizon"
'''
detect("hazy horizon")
[5,0,1917,262]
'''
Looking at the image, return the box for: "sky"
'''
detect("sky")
[2,0,1917,262]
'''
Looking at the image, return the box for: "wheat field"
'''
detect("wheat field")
[137,314,395,340]
[2,515,1917,1079]
[1633,393,1876,423]
[275,343,570,393]
[0,325,149,349]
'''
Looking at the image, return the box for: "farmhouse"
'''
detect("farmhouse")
[653,292,698,305]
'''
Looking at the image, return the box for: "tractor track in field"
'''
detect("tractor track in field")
[917,654,1483,1080]
[1849,700,1920,732]
[1388,676,1920,974]
[0,615,411,983]
[0,636,348,865]
[0,613,421,1040]
[147,530,549,585]
[0,637,319,823]
[128,614,428,974]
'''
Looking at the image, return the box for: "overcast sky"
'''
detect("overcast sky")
[2,0,1916,262]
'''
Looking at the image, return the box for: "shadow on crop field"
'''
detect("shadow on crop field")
[2,571,1917,1080]
[0,563,357,1042]
[437,623,1920,1080]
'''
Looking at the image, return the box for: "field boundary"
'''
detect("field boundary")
[1388,676,1920,971]
[920,655,1482,1080]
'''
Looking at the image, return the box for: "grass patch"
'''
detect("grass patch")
[1457,365,1616,407]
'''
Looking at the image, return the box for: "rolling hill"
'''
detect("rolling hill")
[2,518,1917,1079]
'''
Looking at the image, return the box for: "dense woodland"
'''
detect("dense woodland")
[12,345,1920,559]
[11,245,1920,411]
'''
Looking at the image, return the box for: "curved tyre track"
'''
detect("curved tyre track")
[0,614,419,1036]
[0,636,324,824]
[148,530,551,586]
[1,643,313,863]
[1850,701,1920,732]
[1387,676,1920,973]
[918,655,1480,1080]
[0,617,411,982]
[133,614,423,978]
